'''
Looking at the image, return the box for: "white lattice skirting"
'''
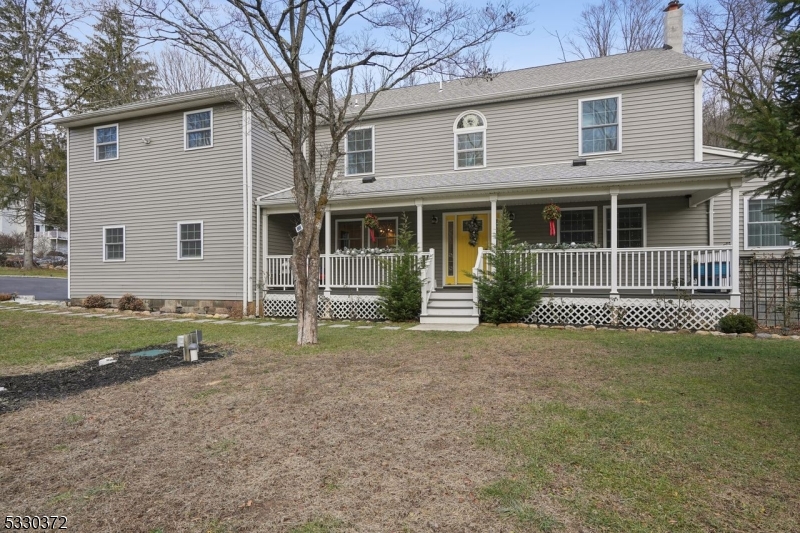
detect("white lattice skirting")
[263,293,385,321]
[263,294,732,330]
[526,296,732,330]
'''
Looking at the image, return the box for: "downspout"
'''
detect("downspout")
[694,69,703,162]
[66,129,71,302]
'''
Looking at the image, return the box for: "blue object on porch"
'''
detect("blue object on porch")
[693,261,729,287]
[130,349,171,357]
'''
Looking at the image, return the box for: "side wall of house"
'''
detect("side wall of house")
[251,119,293,300]
[334,77,697,178]
[69,104,245,301]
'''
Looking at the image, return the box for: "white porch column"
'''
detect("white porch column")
[730,180,741,309]
[415,198,423,252]
[324,207,332,297]
[256,206,262,316]
[610,189,619,298]
[489,194,498,246]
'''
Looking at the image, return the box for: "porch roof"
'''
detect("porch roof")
[256,159,752,208]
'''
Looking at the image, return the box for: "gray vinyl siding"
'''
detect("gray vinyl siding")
[251,120,293,298]
[266,213,297,255]
[337,77,696,178]
[508,197,708,248]
[69,104,245,300]
[712,178,789,253]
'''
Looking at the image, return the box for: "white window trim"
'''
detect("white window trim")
[367,216,398,249]
[744,196,794,250]
[335,218,364,250]
[453,110,488,170]
[102,225,125,262]
[556,206,598,244]
[177,221,204,260]
[184,108,214,151]
[578,94,622,157]
[602,204,647,248]
[334,216,399,249]
[344,125,375,177]
[94,123,119,162]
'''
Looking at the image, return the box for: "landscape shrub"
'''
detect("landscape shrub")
[118,293,146,312]
[378,214,423,321]
[83,294,109,309]
[719,313,757,334]
[473,208,543,325]
[0,293,13,301]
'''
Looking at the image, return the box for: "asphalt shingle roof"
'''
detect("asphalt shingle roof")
[357,49,711,115]
[257,159,750,205]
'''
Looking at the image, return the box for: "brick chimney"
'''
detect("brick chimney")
[663,1,684,53]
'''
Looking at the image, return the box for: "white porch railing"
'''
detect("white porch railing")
[263,251,434,289]
[617,247,732,290]
[265,247,733,293]
[469,246,732,293]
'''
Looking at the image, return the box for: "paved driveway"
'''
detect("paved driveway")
[0,276,68,301]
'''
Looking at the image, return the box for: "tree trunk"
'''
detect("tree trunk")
[294,247,320,345]
[22,190,35,270]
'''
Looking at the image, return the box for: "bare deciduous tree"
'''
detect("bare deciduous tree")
[132,0,530,345]
[686,0,779,146]
[568,2,617,58]
[567,0,662,59]
[153,46,226,94]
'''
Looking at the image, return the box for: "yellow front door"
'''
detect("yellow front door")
[444,213,490,285]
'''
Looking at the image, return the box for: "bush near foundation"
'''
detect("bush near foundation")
[118,293,146,312]
[83,294,109,309]
[719,313,757,334]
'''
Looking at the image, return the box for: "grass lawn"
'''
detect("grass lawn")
[0,265,67,278]
[1,306,798,532]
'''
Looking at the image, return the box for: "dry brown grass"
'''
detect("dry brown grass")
[0,333,596,532]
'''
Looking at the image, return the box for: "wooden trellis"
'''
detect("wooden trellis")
[739,255,800,328]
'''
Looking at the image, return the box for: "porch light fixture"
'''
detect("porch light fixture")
[431,215,439,225]
[508,211,516,221]
[362,175,376,183]
[572,158,587,166]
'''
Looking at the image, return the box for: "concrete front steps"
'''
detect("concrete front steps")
[420,290,479,325]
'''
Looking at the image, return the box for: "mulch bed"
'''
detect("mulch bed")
[0,346,225,414]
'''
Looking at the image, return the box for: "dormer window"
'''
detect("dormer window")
[579,96,621,155]
[454,111,486,169]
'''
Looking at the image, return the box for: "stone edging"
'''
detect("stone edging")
[488,323,800,340]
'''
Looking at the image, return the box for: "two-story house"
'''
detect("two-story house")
[55,3,792,328]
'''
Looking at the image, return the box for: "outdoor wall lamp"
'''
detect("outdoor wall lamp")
[431,215,439,225]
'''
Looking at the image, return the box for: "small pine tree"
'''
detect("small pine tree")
[378,213,423,321]
[474,208,542,324]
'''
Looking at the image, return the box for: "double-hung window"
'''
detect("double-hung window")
[346,127,374,176]
[454,111,486,169]
[335,217,397,250]
[185,109,213,150]
[746,197,791,248]
[580,96,620,155]
[103,226,125,261]
[604,205,645,248]
[178,221,203,259]
[95,124,118,161]
[558,208,596,244]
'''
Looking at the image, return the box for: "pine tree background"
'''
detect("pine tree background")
[63,3,160,112]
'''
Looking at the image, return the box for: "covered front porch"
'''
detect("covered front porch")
[254,159,748,327]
